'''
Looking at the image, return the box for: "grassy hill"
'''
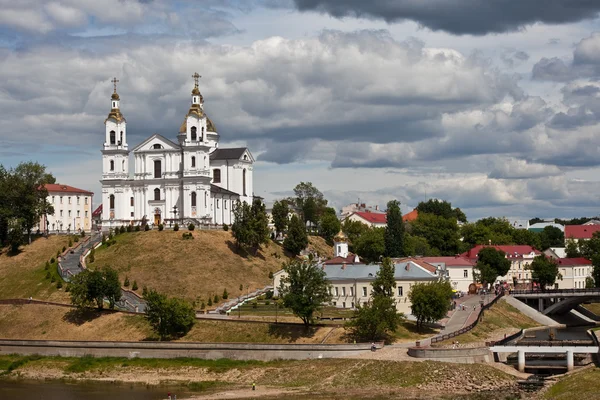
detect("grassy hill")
[0,235,71,302]
[92,230,300,303]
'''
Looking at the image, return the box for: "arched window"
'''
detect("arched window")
[243,168,247,196]
[191,127,197,141]
[154,188,160,201]
[153,144,162,149]
[213,169,221,183]
[110,160,114,171]
[109,194,115,209]
[191,192,197,207]
[191,156,196,168]
[110,131,116,145]
[154,160,161,178]
[122,160,125,171]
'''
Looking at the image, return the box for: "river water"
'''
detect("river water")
[0,380,192,400]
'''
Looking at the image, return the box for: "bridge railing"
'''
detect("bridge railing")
[511,288,600,296]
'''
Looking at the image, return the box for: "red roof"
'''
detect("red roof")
[419,256,475,267]
[461,245,541,260]
[92,204,103,217]
[392,257,438,274]
[565,225,600,240]
[402,209,419,222]
[43,184,93,195]
[352,211,387,224]
[556,257,592,266]
[323,253,363,265]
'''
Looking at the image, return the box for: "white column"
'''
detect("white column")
[566,350,574,371]
[517,350,525,372]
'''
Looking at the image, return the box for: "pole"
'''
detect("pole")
[275,300,278,324]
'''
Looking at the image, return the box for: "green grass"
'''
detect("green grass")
[545,368,600,400]
[0,355,43,375]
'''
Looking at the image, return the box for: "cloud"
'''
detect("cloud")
[488,158,562,179]
[285,0,600,35]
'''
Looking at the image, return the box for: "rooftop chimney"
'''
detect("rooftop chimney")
[342,262,346,270]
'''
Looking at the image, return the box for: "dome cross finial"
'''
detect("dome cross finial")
[111,77,119,93]
[192,72,201,89]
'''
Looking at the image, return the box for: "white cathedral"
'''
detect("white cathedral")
[101,74,254,231]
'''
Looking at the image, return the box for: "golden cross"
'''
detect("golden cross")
[111,77,119,93]
[192,72,201,88]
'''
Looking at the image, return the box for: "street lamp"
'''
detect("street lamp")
[172,205,178,226]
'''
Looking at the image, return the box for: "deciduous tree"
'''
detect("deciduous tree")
[145,289,195,340]
[319,208,341,244]
[528,255,559,290]
[384,200,404,257]
[409,281,453,331]
[283,215,308,256]
[354,227,385,264]
[271,200,289,237]
[474,247,511,285]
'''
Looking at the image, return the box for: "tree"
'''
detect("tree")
[145,289,195,340]
[69,267,122,310]
[283,215,308,256]
[354,227,385,264]
[411,213,461,255]
[409,281,453,331]
[7,218,23,254]
[292,182,327,224]
[529,255,559,290]
[249,199,270,251]
[474,247,511,285]
[231,200,251,249]
[565,239,580,258]
[579,232,600,288]
[341,219,368,249]
[319,208,341,244]
[271,200,289,237]
[403,233,436,257]
[278,257,332,327]
[384,200,404,257]
[539,226,565,249]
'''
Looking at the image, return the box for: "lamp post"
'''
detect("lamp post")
[172,205,178,227]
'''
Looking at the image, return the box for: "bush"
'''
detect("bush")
[222,224,229,231]
[265,290,274,300]
[207,297,213,306]
[200,302,206,310]
[45,271,51,280]
[268,271,274,279]
[222,289,228,300]
[62,246,67,252]
[188,223,195,231]
[135,225,141,232]
[56,281,63,289]
[145,290,196,340]
[51,275,56,283]
[124,276,130,287]
[68,239,73,247]
[265,300,270,306]
[65,284,70,292]
[182,232,194,240]
[74,235,79,243]
[142,286,148,297]
[81,230,85,237]
[120,225,126,234]
[158,224,164,231]
[101,234,106,244]
[252,301,258,309]
[126,225,133,233]
[50,257,55,264]
[108,232,113,240]
[132,281,138,291]
[88,248,95,263]
[213,294,220,304]
[144,224,150,231]
[45,261,50,270]
[174,223,179,232]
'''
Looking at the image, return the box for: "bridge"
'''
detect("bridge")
[511,288,600,315]
[490,342,599,372]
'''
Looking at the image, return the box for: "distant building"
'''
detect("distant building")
[461,245,541,285]
[528,222,564,233]
[340,202,384,219]
[344,209,419,228]
[544,247,566,259]
[583,220,600,225]
[418,256,475,293]
[39,184,94,233]
[324,230,362,265]
[92,205,103,231]
[509,219,529,230]
[555,258,592,289]
[564,225,600,244]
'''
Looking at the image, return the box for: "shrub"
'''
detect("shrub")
[142,286,148,297]
[108,232,113,240]
[62,246,66,252]
[144,224,150,231]
[124,276,130,287]
[188,223,195,231]
[65,284,70,292]
[213,294,219,303]
[200,302,206,310]
[126,225,133,233]
[81,230,85,237]
[88,248,95,263]
[68,239,73,247]
[182,232,194,240]
[132,281,138,291]
[56,281,63,289]
[222,224,229,231]
[120,225,126,234]
[45,271,51,280]
[45,261,50,270]
[222,289,228,300]
[174,223,179,232]
[51,275,56,283]
[265,290,274,300]
[158,224,164,231]
[135,225,141,232]
[252,301,258,309]
[101,234,106,244]
[50,257,55,264]
[207,297,213,306]
[265,300,270,306]
[268,271,274,279]
[74,235,79,243]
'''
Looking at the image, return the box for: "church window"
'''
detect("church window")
[120,131,123,144]
[213,169,221,183]
[154,160,162,178]
[191,192,197,207]
[191,127,197,141]
[85,197,88,205]
[191,156,196,168]
[243,154,248,161]
[68,210,71,217]
[131,212,134,217]
[201,127,204,141]
[77,196,80,205]
[154,188,160,201]
[243,169,247,196]
[224,200,227,209]
[216,199,220,209]
[122,160,125,171]
[110,160,114,171]
[110,131,116,145]
[68,197,71,204]
[130,197,134,206]
[60,210,63,217]
[60,196,63,204]
[77,210,80,217]
[205,192,207,207]
[109,195,115,210]
[153,144,162,149]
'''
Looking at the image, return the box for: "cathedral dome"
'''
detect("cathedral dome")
[111,92,120,101]
[334,230,347,243]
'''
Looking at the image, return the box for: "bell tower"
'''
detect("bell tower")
[102,77,129,180]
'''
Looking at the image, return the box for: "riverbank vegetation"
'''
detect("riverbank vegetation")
[544,367,600,400]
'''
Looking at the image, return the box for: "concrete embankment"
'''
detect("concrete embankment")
[407,346,492,363]
[0,339,371,361]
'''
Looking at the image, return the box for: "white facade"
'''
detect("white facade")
[39,184,93,233]
[100,76,254,230]
[555,260,593,289]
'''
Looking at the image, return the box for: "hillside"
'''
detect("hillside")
[308,235,334,259]
[0,235,70,302]
[92,230,303,303]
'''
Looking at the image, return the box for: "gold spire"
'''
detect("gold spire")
[334,230,347,243]
[111,77,120,101]
[192,72,200,88]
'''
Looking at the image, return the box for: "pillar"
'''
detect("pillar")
[566,350,574,371]
[538,298,544,312]
[518,350,525,372]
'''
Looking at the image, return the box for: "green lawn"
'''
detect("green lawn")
[545,368,600,400]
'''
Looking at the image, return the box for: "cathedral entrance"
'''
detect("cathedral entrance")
[154,208,161,225]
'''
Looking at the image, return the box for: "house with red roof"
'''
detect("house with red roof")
[564,225,600,244]
[92,204,103,230]
[461,245,541,285]
[555,258,592,289]
[38,184,94,233]
[345,209,419,228]
[418,256,475,293]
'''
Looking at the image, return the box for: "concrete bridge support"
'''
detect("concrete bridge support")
[518,350,525,372]
[567,350,574,372]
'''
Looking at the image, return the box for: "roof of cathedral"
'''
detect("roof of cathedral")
[105,108,125,124]
[178,116,217,133]
[210,148,248,160]
[210,184,239,197]
[132,133,179,152]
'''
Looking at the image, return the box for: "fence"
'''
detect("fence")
[430,293,503,344]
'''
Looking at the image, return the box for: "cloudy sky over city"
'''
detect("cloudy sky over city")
[2,0,600,220]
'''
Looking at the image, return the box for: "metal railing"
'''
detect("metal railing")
[512,288,600,296]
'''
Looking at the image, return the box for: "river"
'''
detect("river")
[0,380,192,399]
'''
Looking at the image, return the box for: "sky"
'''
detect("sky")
[1,0,600,220]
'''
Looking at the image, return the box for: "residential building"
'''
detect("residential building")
[528,222,564,233]
[461,245,541,285]
[273,259,440,316]
[39,184,93,233]
[555,258,592,289]
[324,230,362,265]
[564,225,600,244]
[101,75,254,231]
[340,203,384,219]
[544,247,566,259]
[509,219,529,230]
[92,204,103,231]
[344,209,419,228]
[583,220,600,225]
[418,256,475,293]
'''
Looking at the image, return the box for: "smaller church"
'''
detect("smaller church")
[101,74,255,230]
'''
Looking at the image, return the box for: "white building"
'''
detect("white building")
[101,75,254,230]
[40,184,93,233]
[419,256,475,293]
[555,258,593,289]
[461,245,541,285]
[340,203,384,219]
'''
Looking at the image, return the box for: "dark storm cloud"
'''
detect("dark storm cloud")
[287,0,600,35]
